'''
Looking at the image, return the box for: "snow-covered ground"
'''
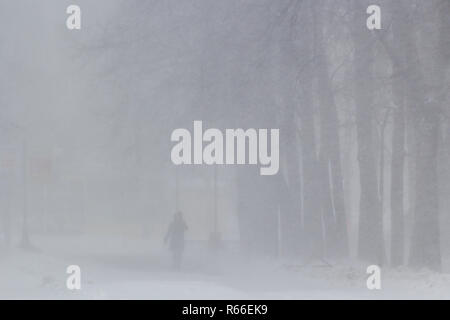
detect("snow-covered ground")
[1,236,450,299]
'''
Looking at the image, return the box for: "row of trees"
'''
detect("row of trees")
[228,0,449,270]
[85,0,449,270]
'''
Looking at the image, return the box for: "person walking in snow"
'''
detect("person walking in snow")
[164,211,188,270]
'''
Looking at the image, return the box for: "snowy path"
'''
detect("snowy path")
[1,236,450,299]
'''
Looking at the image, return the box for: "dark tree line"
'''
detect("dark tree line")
[232,0,449,270]
[51,0,449,271]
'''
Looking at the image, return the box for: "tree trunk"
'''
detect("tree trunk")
[352,0,383,264]
[297,5,324,260]
[387,2,407,267]
[409,105,441,270]
[313,0,348,258]
[407,1,447,270]
[277,22,303,257]
[390,77,405,266]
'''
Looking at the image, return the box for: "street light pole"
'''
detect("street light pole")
[213,165,217,234]
[209,165,221,250]
[20,135,32,249]
[175,166,179,212]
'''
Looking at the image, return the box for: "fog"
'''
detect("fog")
[1,0,450,299]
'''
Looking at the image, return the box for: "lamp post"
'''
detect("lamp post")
[213,164,217,234]
[2,120,36,250]
[175,165,179,212]
[209,165,221,250]
[19,130,33,250]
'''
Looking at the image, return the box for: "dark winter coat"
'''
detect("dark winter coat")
[165,217,187,252]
